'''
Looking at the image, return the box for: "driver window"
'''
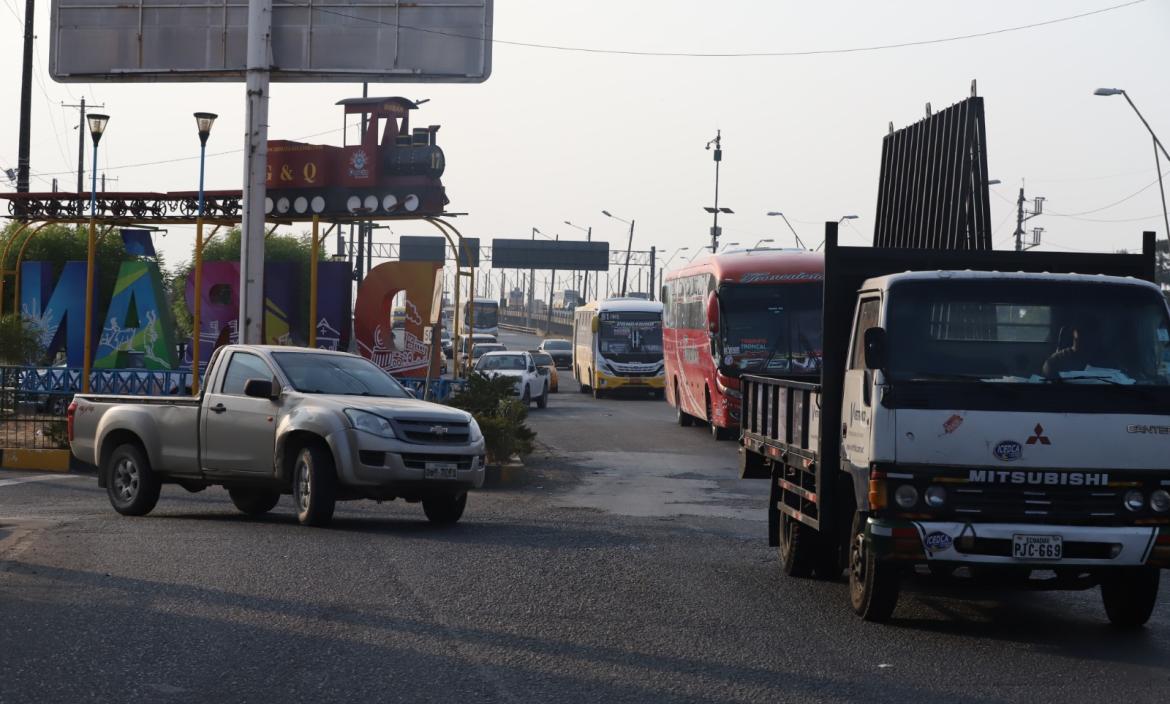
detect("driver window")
[849,298,881,370]
[221,352,272,395]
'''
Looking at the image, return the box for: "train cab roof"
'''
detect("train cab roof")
[335,96,419,116]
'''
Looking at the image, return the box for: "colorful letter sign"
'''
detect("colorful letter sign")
[93,260,177,369]
[354,260,441,377]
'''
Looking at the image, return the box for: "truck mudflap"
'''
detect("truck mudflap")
[868,518,1169,568]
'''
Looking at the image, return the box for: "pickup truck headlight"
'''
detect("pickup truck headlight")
[345,409,396,438]
[468,418,483,443]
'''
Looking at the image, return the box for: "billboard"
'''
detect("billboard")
[491,239,609,271]
[50,0,493,83]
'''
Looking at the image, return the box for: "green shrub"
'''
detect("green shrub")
[449,372,536,464]
[0,315,43,365]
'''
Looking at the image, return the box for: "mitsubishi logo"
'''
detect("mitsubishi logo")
[429,425,449,436]
[1025,424,1051,445]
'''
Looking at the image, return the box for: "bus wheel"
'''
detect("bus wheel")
[577,366,589,393]
[675,381,693,426]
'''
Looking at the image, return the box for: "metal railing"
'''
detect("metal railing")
[0,367,72,450]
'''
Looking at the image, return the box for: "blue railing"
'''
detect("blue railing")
[395,377,468,402]
[3,366,198,397]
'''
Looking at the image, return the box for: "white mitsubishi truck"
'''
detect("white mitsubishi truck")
[740,230,1170,626]
[69,345,486,527]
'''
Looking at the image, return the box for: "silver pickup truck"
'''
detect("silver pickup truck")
[68,345,486,527]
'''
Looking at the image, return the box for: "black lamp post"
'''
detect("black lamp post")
[194,112,218,217]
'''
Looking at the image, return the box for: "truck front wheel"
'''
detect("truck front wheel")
[106,443,161,516]
[1101,567,1160,628]
[293,443,337,527]
[228,488,281,516]
[848,518,901,622]
[423,493,467,525]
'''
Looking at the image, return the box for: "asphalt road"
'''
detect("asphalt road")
[0,329,1167,703]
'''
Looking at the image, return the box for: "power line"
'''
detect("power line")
[1047,167,1170,216]
[303,0,1144,58]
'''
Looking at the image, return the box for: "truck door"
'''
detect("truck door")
[201,350,279,475]
[842,297,881,471]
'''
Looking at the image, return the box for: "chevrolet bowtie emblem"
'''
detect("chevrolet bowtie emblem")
[430,425,448,435]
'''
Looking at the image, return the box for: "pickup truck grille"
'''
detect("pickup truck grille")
[401,454,475,470]
[394,419,471,445]
[950,486,1123,525]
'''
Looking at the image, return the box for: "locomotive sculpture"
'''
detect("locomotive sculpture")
[263,96,448,218]
[2,96,448,220]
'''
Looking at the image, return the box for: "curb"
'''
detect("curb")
[0,449,93,474]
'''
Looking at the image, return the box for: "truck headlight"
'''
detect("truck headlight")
[345,409,396,438]
[894,484,919,509]
[468,418,483,443]
[1123,490,1145,512]
[924,485,946,508]
[1149,489,1170,513]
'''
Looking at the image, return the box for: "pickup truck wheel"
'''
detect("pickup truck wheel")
[1101,567,1160,628]
[521,387,532,407]
[106,443,161,517]
[778,511,816,578]
[228,488,281,516]
[848,520,901,622]
[293,444,337,527]
[536,384,549,409]
[423,493,467,525]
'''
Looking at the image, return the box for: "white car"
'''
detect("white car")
[474,351,550,409]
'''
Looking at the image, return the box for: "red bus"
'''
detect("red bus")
[661,249,824,439]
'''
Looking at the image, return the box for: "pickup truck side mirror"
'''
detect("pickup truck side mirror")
[863,327,887,370]
[243,377,279,400]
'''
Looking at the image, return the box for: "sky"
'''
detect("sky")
[1,0,1169,295]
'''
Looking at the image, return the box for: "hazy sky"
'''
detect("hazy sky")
[2,0,1169,288]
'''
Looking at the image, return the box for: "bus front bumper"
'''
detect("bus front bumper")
[595,372,665,391]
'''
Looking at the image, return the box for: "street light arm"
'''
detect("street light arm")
[1121,91,1170,162]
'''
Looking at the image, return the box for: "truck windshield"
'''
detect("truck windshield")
[885,279,1170,386]
[598,311,663,363]
[719,282,823,374]
[272,352,410,397]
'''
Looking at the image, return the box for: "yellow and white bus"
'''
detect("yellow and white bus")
[572,298,665,399]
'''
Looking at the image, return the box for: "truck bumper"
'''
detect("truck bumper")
[327,429,486,492]
[869,518,1169,568]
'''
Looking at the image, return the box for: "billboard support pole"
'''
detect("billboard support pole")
[239,0,271,345]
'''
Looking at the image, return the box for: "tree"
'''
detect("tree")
[0,314,43,364]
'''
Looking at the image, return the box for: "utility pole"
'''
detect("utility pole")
[63,98,103,198]
[16,0,34,193]
[1013,183,1045,252]
[101,173,119,192]
[704,131,733,252]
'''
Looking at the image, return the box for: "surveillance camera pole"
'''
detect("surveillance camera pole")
[707,131,722,252]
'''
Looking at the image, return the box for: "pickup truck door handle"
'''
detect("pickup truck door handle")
[210,403,227,414]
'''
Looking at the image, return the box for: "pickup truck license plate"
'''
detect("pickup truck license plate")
[424,462,458,479]
[1012,534,1062,560]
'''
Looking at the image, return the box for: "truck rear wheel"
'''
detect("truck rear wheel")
[106,443,161,517]
[423,493,467,525]
[293,443,337,527]
[848,518,901,622]
[228,488,280,516]
[778,512,817,578]
[1101,567,1160,628]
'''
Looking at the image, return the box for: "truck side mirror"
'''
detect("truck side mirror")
[243,378,278,400]
[863,327,887,370]
[706,292,720,335]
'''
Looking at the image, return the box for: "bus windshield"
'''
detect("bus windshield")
[885,279,1170,385]
[719,282,823,374]
[466,302,499,330]
[598,311,663,363]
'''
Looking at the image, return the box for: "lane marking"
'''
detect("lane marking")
[0,474,84,488]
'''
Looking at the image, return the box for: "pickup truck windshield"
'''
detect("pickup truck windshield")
[720,282,823,374]
[271,352,410,397]
[885,280,1170,386]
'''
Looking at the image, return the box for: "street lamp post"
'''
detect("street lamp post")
[1095,88,1170,256]
[750,238,774,251]
[81,113,109,394]
[601,210,636,297]
[663,246,690,270]
[814,215,858,251]
[564,220,592,302]
[766,211,806,249]
[719,241,740,252]
[191,112,218,395]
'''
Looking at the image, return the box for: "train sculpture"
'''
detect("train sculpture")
[2,96,448,221]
